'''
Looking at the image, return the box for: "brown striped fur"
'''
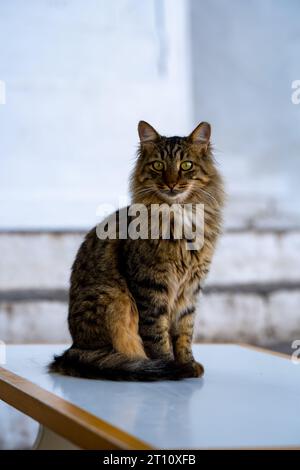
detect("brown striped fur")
[50,121,224,380]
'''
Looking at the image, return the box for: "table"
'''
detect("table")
[0,344,299,449]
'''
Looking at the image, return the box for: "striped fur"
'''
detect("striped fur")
[49,122,224,380]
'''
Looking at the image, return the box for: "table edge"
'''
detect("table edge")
[0,366,152,450]
[238,342,291,360]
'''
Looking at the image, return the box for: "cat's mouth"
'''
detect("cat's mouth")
[157,188,189,203]
[162,189,181,197]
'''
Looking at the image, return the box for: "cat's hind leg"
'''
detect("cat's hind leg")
[106,290,147,359]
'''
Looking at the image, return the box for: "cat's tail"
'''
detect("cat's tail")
[49,346,203,381]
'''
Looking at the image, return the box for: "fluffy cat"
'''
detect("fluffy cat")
[50,121,224,380]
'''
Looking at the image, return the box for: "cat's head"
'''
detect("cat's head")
[130,121,223,206]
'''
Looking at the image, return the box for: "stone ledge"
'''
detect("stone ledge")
[1,289,299,345]
[0,301,71,343]
[1,280,300,302]
[194,291,300,345]
[1,230,300,289]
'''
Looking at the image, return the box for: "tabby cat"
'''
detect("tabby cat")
[50,121,224,380]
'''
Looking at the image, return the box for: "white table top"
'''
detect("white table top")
[1,344,300,449]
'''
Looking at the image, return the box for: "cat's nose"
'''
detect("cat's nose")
[167,182,177,190]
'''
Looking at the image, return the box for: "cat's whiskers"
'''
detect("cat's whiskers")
[189,183,220,208]
[134,187,157,199]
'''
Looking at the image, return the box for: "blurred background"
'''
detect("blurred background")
[1,0,300,449]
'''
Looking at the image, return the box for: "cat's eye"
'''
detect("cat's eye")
[181,161,193,171]
[152,161,164,171]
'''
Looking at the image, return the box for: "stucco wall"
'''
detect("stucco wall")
[0,0,192,229]
[190,0,300,223]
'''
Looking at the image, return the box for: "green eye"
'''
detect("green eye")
[152,161,164,171]
[181,161,193,171]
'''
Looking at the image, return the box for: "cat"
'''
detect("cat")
[49,121,224,381]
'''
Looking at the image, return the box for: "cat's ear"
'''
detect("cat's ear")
[189,122,211,148]
[138,121,160,143]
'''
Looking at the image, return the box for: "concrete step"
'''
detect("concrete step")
[1,288,299,346]
[1,229,300,289]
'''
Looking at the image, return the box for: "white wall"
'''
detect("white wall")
[190,0,300,224]
[0,0,192,229]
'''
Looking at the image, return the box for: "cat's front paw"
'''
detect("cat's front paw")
[191,360,204,377]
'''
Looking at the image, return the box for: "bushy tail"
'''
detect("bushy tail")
[49,347,200,381]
